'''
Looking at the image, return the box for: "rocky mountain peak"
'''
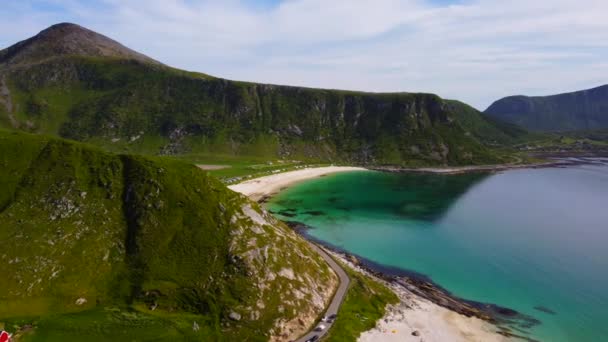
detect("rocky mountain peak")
[0,22,160,66]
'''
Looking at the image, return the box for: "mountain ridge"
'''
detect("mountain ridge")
[485,84,608,132]
[0,23,525,166]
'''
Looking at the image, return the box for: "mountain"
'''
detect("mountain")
[0,129,338,341]
[0,23,159,66]
[485,85,608,132]
[0,23,522,166]
[444,100,528,145]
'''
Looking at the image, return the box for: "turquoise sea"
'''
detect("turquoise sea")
[266,160,608,341]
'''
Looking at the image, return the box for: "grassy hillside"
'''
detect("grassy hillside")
[511,128,608,154]
[0,130,339,341]
[325,266,398,342]
[0,24,525,167]
[485,85,608,132]
[445,100,529,145]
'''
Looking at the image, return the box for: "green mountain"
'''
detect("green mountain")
[484,85,608,132]
[0,129,338,341]
[0,23,520,166]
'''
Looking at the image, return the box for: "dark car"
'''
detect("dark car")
[305,335,319,342]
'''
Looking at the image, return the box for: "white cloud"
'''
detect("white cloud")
[1,0,607,109]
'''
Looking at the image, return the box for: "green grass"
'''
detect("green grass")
[2,54,518,166]
[0,130,337,341]
[7,307,210,341]
[325,265,399,342]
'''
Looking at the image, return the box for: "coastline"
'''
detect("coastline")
[325,248,513,342]
[286,221,538,342]
[227,166,367,201]
[228,166,539,341]
[370,159,579,175]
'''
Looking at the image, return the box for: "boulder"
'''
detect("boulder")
[229,311,242,321]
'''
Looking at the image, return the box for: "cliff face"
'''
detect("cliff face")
[485,85,608,132]
[0,23,514,166]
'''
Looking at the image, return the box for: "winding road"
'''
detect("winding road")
[226,168,355,342]
[293,242,350,342]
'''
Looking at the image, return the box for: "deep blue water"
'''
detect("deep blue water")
[266,161,608,341]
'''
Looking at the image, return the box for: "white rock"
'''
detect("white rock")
[278,268,295,280]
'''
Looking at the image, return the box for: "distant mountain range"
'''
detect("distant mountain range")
[0,23,525,166]
[485,85,608,132]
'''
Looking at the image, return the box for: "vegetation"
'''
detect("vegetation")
[0,130,337,341]
[509,129,608,155]
[0,23,530,167]
[485,84,608,132]
[7,22,600,342]
[6,308,204,341]
[325,266,399,342]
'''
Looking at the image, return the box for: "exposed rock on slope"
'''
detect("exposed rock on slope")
[0,22,159,66]
[0,23,519,166]
[0,130,336,341]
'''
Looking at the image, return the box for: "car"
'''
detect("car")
[305,335,319,342]
[320,316,328,322]
[326,313,338,323]
[315,324,326,332]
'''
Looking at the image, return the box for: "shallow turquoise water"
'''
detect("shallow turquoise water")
[266,162,608,341]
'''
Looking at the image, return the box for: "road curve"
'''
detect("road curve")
[294,242,350,342]
[225,168,354,341]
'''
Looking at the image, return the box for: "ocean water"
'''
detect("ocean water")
[266,161,608,341]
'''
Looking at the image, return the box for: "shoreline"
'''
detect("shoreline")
[285,222,539,342]
[228,165,544,341]
[227,166,367,201]
[370,159,582,175]
[325,247,517,342]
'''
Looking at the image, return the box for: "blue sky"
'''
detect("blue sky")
[1,0,607,109]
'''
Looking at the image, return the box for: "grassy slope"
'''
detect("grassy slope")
[2,56,514,166]
[0,130,337,341]
[325,266,399,342]
[484,85,608,132]
[445,100,529,145]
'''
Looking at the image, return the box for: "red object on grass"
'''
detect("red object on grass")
[0,331,10,342]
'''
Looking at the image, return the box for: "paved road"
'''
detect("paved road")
[294,242,350,342]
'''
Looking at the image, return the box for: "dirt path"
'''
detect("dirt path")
[196,164,231,170]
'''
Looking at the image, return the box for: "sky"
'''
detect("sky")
[1,0,607,110]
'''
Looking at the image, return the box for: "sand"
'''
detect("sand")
[357,289,509,342]
[229,166,511,342]
[328,251,511,342]
[197,164,231,170]
[228,166,366,200]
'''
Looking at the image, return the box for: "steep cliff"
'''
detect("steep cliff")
[0,23,519,166]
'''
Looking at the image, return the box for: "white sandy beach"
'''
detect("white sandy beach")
[227,166,366,200]
[357,296,509,342]
[328,251,510,342]
[229,166,511,342]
